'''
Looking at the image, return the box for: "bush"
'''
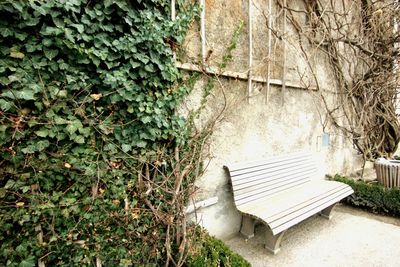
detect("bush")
[186,230,251,267]
[330,174,400,216]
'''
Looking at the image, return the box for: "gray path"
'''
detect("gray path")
[225,205,400,267]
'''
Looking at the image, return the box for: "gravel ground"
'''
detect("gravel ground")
[225,204,400,267]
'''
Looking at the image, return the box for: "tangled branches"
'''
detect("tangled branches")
[281,0,400,160]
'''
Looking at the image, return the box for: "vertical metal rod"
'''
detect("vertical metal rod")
[171,0,176,20]
[248,0,253,103]
[266,0,272,104]
[282,0,287,93]
[200,0,206,64]
[171,0,176,61]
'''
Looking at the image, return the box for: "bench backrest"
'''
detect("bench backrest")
[224,152,317,208]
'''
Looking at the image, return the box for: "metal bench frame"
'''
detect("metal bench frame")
[224,152,354,254]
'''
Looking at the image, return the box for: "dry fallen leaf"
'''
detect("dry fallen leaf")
[64,162,72,169]
[10,51,25,59]
[90,93,102,101]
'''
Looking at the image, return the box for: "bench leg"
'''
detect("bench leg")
[265,229,285,255]
[320,204,336,219]
[240,215,255,239]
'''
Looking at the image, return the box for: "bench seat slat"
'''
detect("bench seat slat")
[267,186,351,223]
[237,180,348,214]
[230,157,314,178]
[231,162,315,186]
[269,188,353,234]
[234,177,310,206]
[233,174,311,197]
[226,152,311,171]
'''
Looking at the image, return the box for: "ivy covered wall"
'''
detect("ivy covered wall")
[0,0,203,266]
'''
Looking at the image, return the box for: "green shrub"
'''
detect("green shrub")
[330,174,400,216]
[186,230,251,267]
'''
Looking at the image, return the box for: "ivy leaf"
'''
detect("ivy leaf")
[2,90,35,100]
[36,140,50,151]
[121,144,131,153]
[44,48,59,60]
[18,256,36,267]
[0,188,6,198]
[15,32,28,41]
[72,23,84,33]
[21,145,36,154]
[53,17,65,28]
[74,135,85,144]
[136,141,147,148]
[35,129,49,137]
[0,27,13,37]
[0,99,12,111]
[4,179,16,189]
[130,60,141,69]
[66,121,83,135]
[144,64,155,72]
[141,116,152,124]
[12,2,24,12]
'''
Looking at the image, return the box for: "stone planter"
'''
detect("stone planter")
[374,158,400,188]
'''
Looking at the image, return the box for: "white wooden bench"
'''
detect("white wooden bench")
[224,152,354,254]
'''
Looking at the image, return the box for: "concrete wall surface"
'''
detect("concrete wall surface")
[181,0,363,239]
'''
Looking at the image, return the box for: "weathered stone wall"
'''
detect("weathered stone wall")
[181,0,363,239]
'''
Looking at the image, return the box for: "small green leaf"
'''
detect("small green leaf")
[136,141,147,148]
[0,27,13,37]
[15,32,28,41]
[72,24,84,33]
[141,116,152,124]
[78,127,91,137]
[53,17,65,28]
[36,140,50,151]
[19,256,36,267]
[130,60,141,69]
[121,144,131,153]
[35,129,49,137]
[66,120,83,135]
[44,48,59,60]
[0,99,12,111]
[12,2,24,12]
[74,135,85,144]
[4,179,16,189]
[0,188,6,198]
[144,64,155,72]
[65,197,77,204]
[21,145,36,154]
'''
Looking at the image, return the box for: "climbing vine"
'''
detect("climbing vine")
[0,0,204,266]
[0,0,247,265]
